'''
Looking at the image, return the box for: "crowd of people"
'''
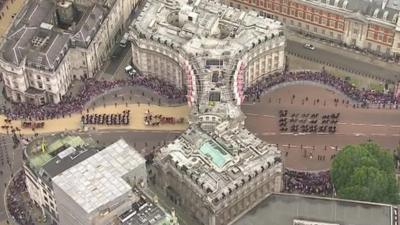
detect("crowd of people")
[284,169,333,196]
[279,110,339,133]
[5,76,186,120]
[7,171,34,225]
[81,110,130,126]
[245,70,399,107]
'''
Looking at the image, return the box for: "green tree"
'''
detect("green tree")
[331,142,399,204]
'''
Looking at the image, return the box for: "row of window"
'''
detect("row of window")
[367,30,394,44]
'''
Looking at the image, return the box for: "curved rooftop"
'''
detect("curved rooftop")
[132,0,285,210]
[132,0,283,58]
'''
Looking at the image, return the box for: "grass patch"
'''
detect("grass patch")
[368,82,385,92]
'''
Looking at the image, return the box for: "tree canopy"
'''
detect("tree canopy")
[331,142,399,204]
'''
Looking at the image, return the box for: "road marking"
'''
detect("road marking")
[92,129,183,134]
[353,133,366,136]
[371,133,386,136]
[262,132,276,136]
[340,123,396,127]
[370,124,385,127]
[246,113,276,118]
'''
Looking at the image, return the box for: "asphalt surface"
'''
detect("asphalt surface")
[242,84,400,171]
[286,39,400,82]
[0,135,23,222]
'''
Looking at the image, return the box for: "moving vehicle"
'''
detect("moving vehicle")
[119,33,129,48]
[125,65,136,76]
[303,43,315,50]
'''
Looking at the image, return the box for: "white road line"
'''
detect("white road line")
[246,113,276,118]
[370,124,385,127]
[371,133,386,136]
[353,133,366,136]
[339,123,396,127]
[262,132,276,135]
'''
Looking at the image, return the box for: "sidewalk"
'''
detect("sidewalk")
[287,55,384,90]
[0,104,189,135]
[286,30,400,82]
[286,30,400,70]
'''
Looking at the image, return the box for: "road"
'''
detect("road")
[0,135,23,223]
[286,38,400,82]
[242,84,400,171]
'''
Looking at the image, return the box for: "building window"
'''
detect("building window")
[378,33,383,41]
[322,29,325,35]
[313,15,319,23]
[353,29,358,35]
[37,75,41,80]
[314,27,317,32]
[46,77,50,82]
[367,31,373,38]
[82,60,86,65]
[38,82,43,89]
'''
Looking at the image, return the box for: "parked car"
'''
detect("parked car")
[304,43,315,50]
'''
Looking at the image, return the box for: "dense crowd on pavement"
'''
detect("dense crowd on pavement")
[7,171,34,225]
[283,169,333,196]
[245,70,399,107]
[2,70,398,120]
[5,76,186,120]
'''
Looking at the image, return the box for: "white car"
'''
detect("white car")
[304,43,315,50]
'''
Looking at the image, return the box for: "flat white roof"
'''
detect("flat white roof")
[53,139,145,213]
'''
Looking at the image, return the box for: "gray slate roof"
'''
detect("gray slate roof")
[0,0,107,72]
[307,0,400,24]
